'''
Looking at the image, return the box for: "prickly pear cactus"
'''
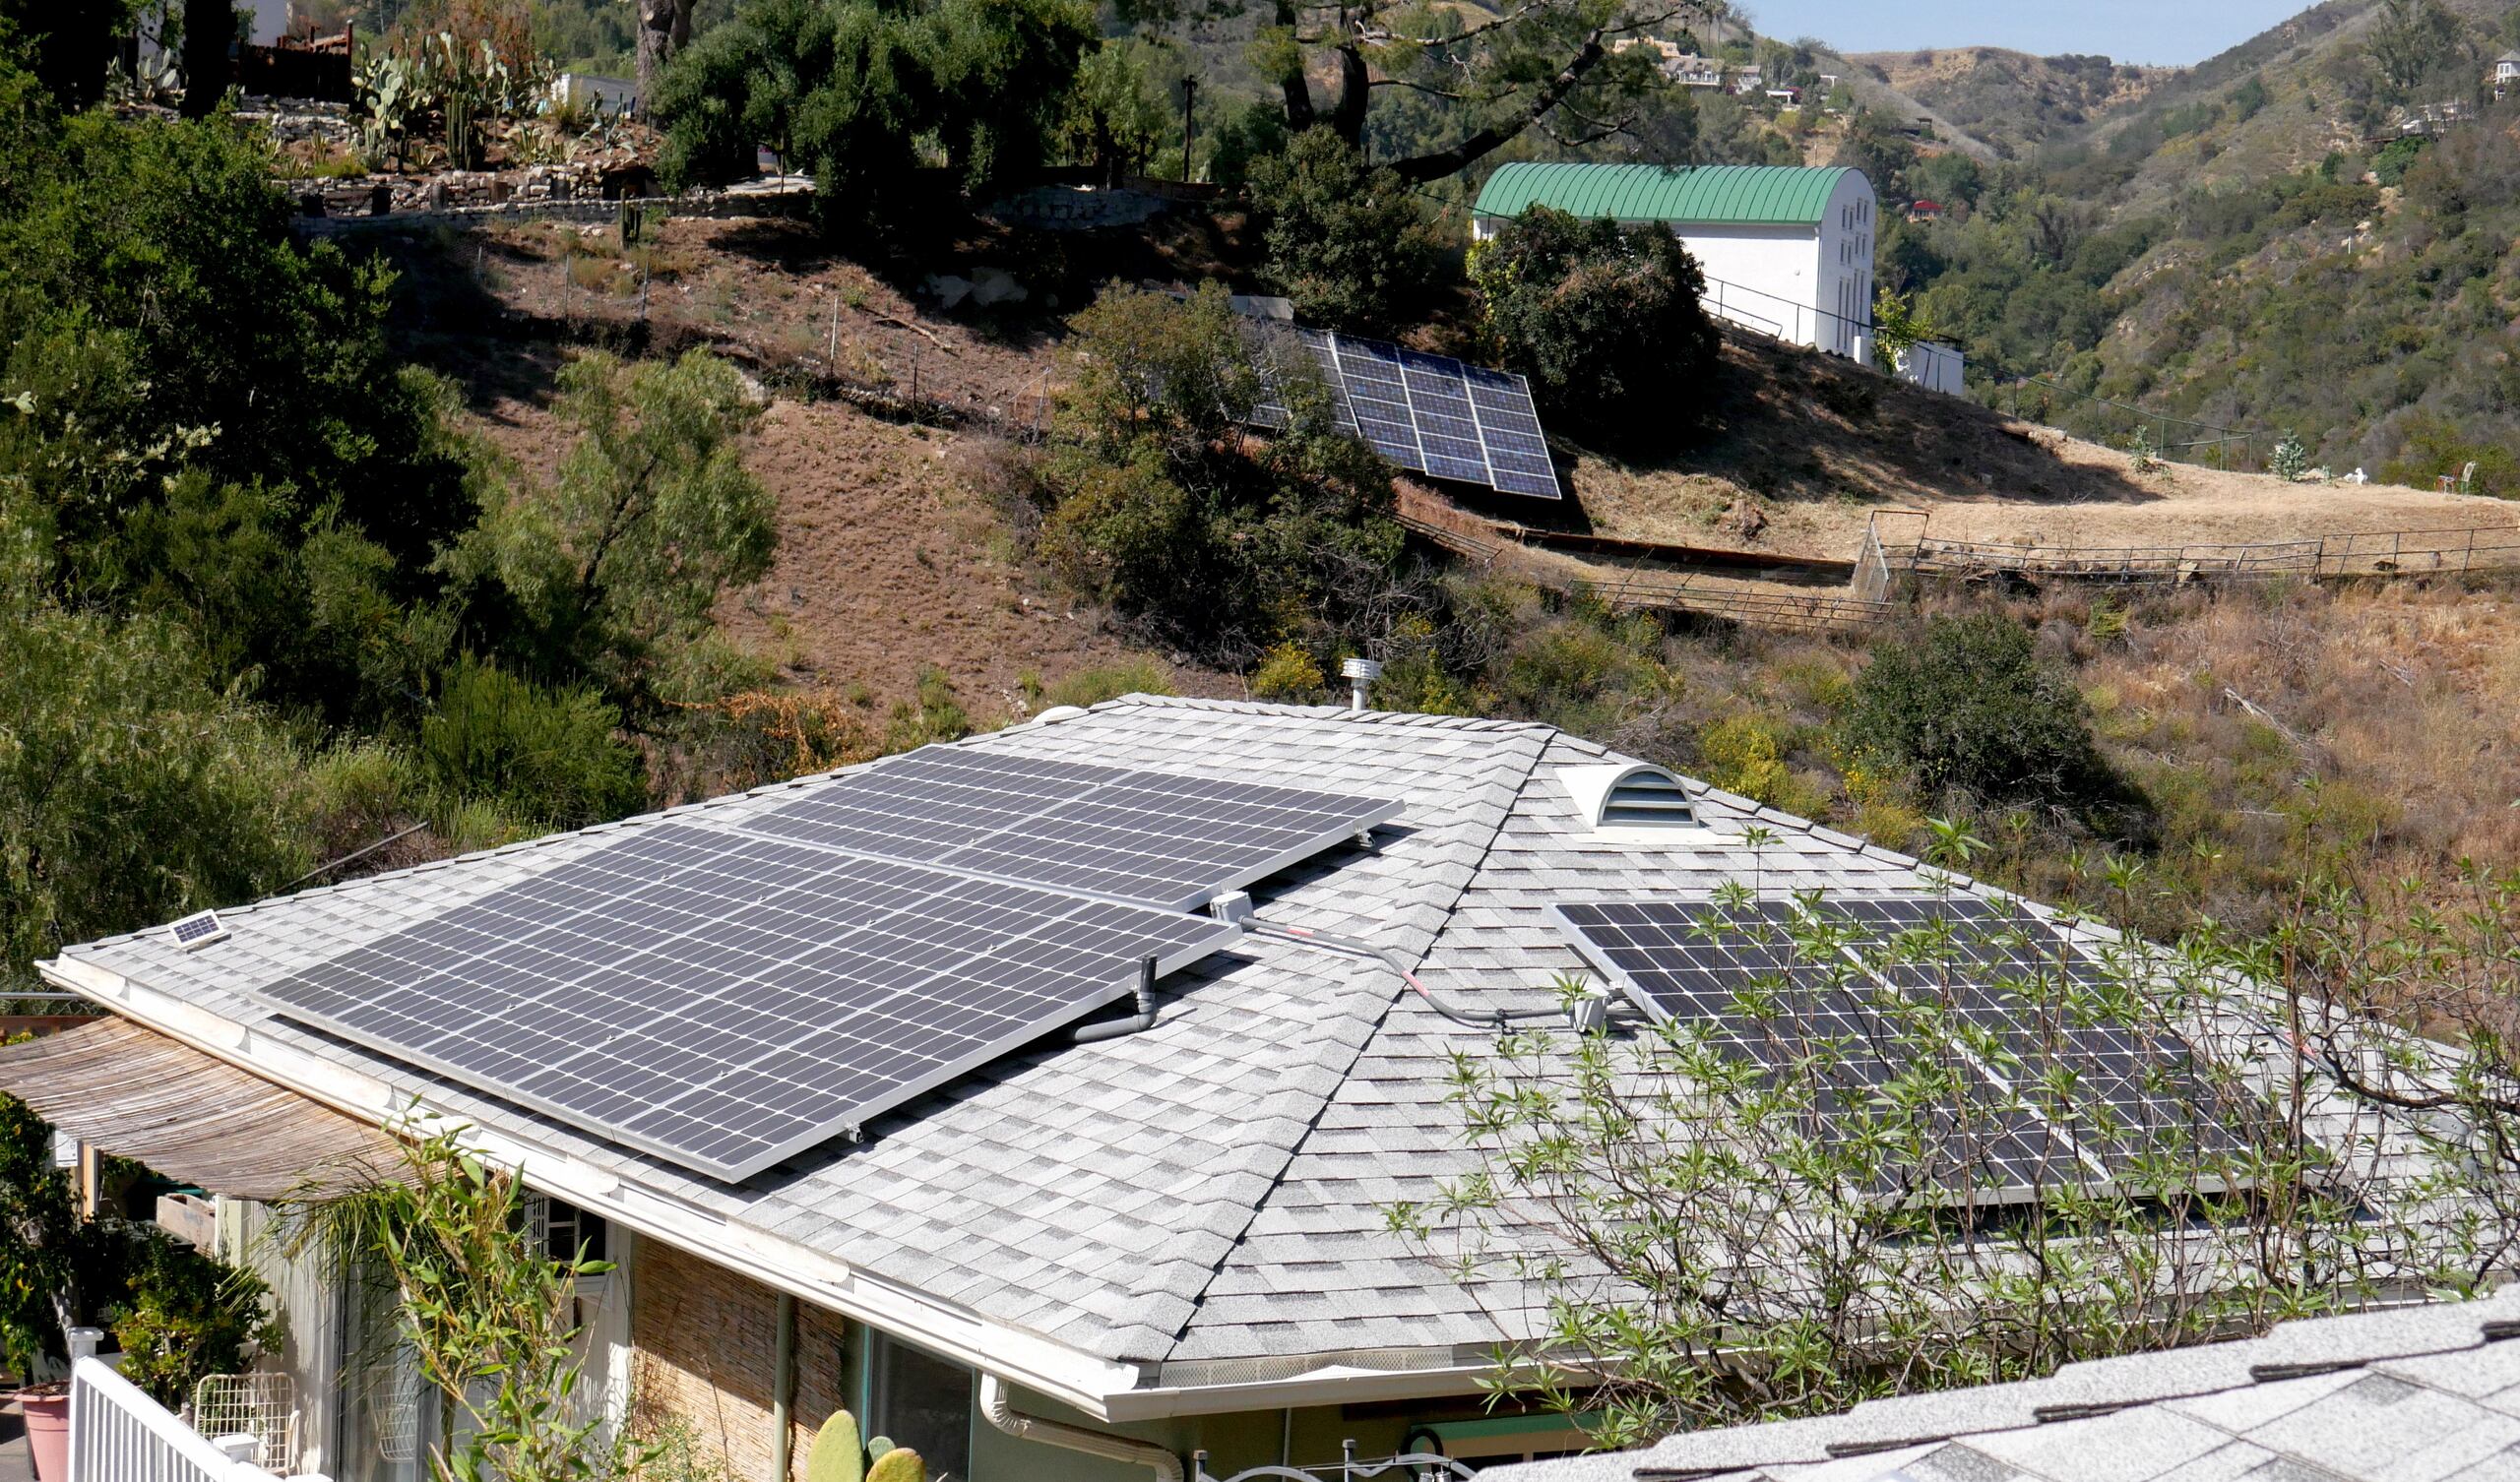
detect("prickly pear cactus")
[866,1437,894,1460]
[866,1449,926,1482]
[805,1410,866,1482]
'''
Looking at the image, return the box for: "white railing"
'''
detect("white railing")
[66,1337,299,1482]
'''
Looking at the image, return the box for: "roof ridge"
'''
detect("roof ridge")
[1094,693,1558,734]
[1149,725,1561,1365]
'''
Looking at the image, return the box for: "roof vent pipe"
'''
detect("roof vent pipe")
[1339,657,1382,711]
[1072,957,1162,1043]
[980,1373,1184,1482]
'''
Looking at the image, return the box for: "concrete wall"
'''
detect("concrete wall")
[1896,340,1968,396]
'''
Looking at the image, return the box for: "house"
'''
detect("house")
[2496,49,2520,97]
[1471,162,1877,362]
[7,697,2457,1482]
[1483,1286,2520,1482]
[1606,40,1724,89]
[1764,87,1801,105]
[1908,199,1944,222]
[1729,64,1765,94]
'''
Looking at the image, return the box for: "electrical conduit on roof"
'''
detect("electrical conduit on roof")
[1245,921,1562,1029]
[980,1373,1183,1482]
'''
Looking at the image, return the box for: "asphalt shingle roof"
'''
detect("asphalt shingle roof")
[37,698,2183,1377]
[1483,1289,2520,1482]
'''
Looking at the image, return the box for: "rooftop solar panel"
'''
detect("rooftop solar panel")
[255,823,1242,1182]
[742,747,1404,912]
[1554,895,2236,1201]
[1248,325,1564,500]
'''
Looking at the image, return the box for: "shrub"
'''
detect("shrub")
[1248,128,1448,335]
[418,659,647,829]
[1843,615,2132,823]
[1249,642,1327,702]
[1042,657,1175,709]
[1471,205,1722,448]
[107,1232,281,1407]
[2271,434,2309,481]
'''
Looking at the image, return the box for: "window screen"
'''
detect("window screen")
[871,1333,974,1481]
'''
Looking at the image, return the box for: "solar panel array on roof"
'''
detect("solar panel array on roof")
[744,747,1404,912]
[1250,326,1563,500]
[1554,895,2236,1201]
[249,749,1401,1182]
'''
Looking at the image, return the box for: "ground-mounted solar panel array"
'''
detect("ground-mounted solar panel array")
[1553,895,2236,1201]
[249,749,1401,1183]
[1250,326,1563,500]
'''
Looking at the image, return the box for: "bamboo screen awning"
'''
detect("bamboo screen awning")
[0,1016,406,1201]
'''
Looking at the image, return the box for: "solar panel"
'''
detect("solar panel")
[1248,325,1564,500]
[255,823,1242,1182]
[1554,896,2236,1201]
[169,909,229,951]
[741,747,1404,912]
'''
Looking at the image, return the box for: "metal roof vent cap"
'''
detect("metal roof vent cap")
[1560,763,1704,834]
[1339,657,1382,711]
[1030,705,1091,725]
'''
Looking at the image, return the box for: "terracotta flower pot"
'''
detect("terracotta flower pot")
[21,1387,71,1482]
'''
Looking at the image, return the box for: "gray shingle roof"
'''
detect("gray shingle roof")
[1482,1289,2520,1482]
[41,698,2066,1377]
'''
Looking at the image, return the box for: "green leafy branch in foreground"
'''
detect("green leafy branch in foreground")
[284,1116,639,1482]
[1393,849,2520,1451]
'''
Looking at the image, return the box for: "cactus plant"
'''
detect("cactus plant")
[802,1411,924,1482]
[805,1409,866,1482]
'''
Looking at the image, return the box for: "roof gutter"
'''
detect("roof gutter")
[982,1374,1182,1482]
[36,956,1144,1421]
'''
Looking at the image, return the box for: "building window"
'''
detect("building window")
[527,1192,607,1265]
[869,1332,974,1481]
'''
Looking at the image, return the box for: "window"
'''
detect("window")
[869,1332,974,1481]
[527,1192,607,1264]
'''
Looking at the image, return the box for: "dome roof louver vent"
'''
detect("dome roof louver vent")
[1560,764,1704,834]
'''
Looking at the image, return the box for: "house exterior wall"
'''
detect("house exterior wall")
[219,1197,344,1478]
[629,1237,850,1482]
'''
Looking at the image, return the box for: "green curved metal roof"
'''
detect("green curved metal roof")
[1471,162,1858,227]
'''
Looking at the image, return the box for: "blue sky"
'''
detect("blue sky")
[1740,1,2310,67]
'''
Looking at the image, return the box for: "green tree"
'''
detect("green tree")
[652,0,1096,227]
[1060,39,1171,180]
[1843,615,2135,824]
[1470,204,1720,448]
[2365,0,2467,105]
[448,350,776,724]
[1137,0,1715,181]
[1248,128,1448,334]
[0,0,137,106]
[1043,283,1402,658]
[0,600,311,990]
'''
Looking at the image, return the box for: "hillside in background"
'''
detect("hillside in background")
[1847,48,2174,158]
[1852,0,2520,495]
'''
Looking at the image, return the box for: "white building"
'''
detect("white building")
[1472,161,1877,362]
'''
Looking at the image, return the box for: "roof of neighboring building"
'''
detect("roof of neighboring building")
[1483,1287,2520,1482]
[1472,162,1863,226]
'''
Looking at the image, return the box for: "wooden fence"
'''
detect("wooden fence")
[1396,512,1893,636]
[1900,523,2520,585]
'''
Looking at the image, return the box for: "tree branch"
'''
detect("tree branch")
[1383,29,1611,183]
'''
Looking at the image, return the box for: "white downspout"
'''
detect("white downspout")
[979,1373,1184,1482]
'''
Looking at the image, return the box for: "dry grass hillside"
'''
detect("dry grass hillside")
[1513,331,2515,561]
